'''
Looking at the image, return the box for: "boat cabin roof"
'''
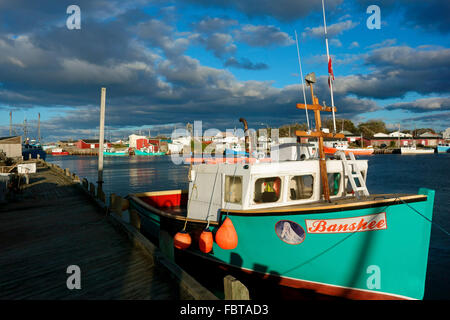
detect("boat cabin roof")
[186,158,369,222]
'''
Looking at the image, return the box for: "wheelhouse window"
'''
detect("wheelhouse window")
[254,177,282,203]
[328,172,341,196]
[289,175,314,200]
[224,176,242,204]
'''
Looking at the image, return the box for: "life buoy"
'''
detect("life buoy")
[199,228,213,253]
[174,230,191,250]
[215,217,238,250]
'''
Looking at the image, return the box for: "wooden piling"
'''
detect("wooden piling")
[224,275,250,300]
[129,209,141,230]
[89,182,96,197]
[159,229,174,262]
[111,194,123,217]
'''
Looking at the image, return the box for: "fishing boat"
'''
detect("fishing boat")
[324,141,374,156]
[127,73,435,300]
[22,143,46,160]
[400,145,434,154]
[103,148,127,156]
[437,143,450,153]
[224,144,248,157]
[135,149,165,156]
[51,148,69,156]
[135,146,165,156]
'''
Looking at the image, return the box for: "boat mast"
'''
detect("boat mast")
[296,72,344,202]
[321,0,337,133]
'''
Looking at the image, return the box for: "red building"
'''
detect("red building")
[136,138,159,151]
[76,139,112,149]
[370,138,444,148]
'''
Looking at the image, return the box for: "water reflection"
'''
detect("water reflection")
[47,155,190,196]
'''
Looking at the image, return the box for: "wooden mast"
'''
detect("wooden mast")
[296,72,344,202]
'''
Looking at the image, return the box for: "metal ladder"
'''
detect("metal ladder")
[336,151,369,199]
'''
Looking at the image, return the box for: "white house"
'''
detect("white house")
[128,134,147,148]
[389,131,412,138]
[373,132,389,138]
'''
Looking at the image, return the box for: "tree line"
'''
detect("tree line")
[278,119,436,138]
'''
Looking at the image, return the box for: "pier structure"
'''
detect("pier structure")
[0,159,222,300]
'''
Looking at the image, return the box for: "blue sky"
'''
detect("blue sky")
[0,0,449,141]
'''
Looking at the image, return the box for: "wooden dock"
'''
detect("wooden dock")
[0,161,217,300]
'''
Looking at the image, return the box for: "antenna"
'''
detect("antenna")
[321,0,337,133]
[294,30,310,131]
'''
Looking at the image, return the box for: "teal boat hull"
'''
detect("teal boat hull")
[437,145,450,153]
[129,188,434,300]
[135,150,165,156]
[104,151,127,156]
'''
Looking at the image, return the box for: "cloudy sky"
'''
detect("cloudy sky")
[0,0,449,141]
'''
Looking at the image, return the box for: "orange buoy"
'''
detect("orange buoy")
[215,217,238,250]
[174,230,191,250]
[199,228,213,253]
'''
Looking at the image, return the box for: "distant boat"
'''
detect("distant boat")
[104,148,127,156]
[51,148,69,156]
[401,146,434,154]
[324,141,374,156]
[437,143,450,153]
[135,148,165,156]
[22,143,46,160]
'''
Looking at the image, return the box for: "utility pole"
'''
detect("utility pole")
[9,111,12,136]
[97,87,106,199]
[23,119,27,143]
[38,113,41,144]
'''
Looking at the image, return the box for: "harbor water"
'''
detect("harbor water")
[47,153,450,299]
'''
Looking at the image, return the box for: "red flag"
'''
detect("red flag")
[328,57,334,88]
[328,57,334,80]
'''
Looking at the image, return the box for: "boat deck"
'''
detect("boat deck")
[0,165,196,299]
[131,191,427,220]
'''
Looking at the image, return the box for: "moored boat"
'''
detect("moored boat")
[51,148,69,155]
[22,143,46,160]
[401,146,435,154]
[126,73,435,300]
[104,148,128,156]
[324,145,374,156]
[135,149,165,156]
[437,143,450,153]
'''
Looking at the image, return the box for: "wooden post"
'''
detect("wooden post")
[129,209,141,230]
[65,168,70,177]
[159,229,174,261]
[89,182,96,197]
[97,186,105,203]
[224,275,250,300]
[97,87,106,197]
[111,195,123,217]
[309,83,330,202]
